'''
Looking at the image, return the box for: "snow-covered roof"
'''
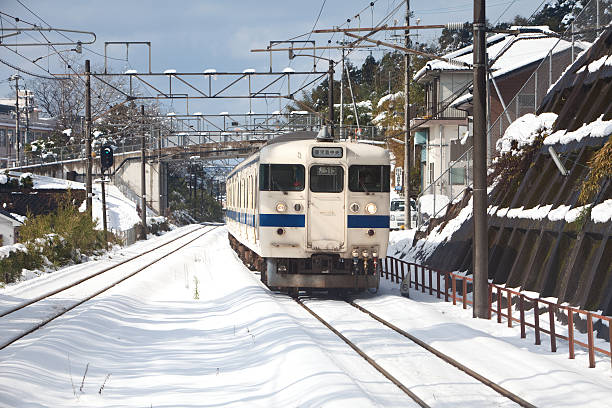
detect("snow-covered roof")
[414,26,587,83]
[0,209,23,226]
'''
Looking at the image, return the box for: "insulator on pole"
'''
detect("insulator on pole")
[445,22,465,31]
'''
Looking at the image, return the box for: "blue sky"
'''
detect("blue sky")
[0,0,542,116]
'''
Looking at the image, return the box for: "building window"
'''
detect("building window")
[450,167,466,185]
[0,129,5,147]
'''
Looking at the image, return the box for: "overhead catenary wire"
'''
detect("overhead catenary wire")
[280,0,393,111]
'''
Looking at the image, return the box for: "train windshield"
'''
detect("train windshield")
[349,165,391,193]
[309,165,344,193]
[259,164,305,192]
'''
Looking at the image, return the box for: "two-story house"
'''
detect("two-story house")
[0,91,56,168]
[412,26,586,201]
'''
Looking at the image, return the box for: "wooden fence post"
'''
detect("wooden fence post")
[587,313,595,368]
[568,309,575,359]
[488,284,492,320]
[497,287,502,324]
[534,301,541,346]
[462,279,467,309]
[421,266,426,293]
[520,295,526,338]
[507,291,512,328]
[549,305,556,352]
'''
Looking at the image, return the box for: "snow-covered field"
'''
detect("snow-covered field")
[0,226,610,407]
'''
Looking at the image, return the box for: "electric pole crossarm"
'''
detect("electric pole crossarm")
[0,27,96,46]
[343,32,472,67]
[312,24,446,33]
[250,45,375,52]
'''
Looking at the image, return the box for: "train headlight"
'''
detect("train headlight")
[294,203,302,212]
[350,202,360,213]
[276,202,287,212]
[390,214,395,221]
[365,202,377,214]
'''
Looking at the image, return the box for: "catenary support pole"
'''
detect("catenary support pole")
[473,0,488,318]
[13,75,20,166]
[340,47,344,138]
[404,1,412,229]
[85,60,93,218]
[141,105,147,240]
[328,59,334,138]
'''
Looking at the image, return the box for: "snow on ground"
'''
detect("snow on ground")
[418,194,450,217]
[0,226,610,407]
[7,172,140,232]
[356,280,612,408]
[0,226,415,407]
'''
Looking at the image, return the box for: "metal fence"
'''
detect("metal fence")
[382,256,612,369]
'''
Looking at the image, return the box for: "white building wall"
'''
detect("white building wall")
[0,220,17,246]
[423,122,469,199]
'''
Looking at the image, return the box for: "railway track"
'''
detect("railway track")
[0,224,219,351]
[296,295,536,408]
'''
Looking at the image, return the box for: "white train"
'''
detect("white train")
[226,130,390,293]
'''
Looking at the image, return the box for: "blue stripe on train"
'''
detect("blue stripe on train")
[226,210,256,227]
[347,215,390,228]
[259,213,305,227]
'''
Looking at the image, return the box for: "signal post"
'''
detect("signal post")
[99,144,114,244]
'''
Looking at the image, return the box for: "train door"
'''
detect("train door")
[307,164,346,251]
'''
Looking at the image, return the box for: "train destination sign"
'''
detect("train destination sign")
[312,147,343,158]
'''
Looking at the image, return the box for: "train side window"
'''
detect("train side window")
[310,165,344,193]
[259,164,305,192]
[349,165,391,193]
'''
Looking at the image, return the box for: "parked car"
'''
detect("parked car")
[389,197,417,230]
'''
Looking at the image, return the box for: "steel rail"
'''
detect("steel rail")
[295,298,430,408]
[0,225,218,351]
[0,224,208,319]
[348,301,537,408]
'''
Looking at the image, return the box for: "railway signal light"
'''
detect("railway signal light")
[100,144,114,172]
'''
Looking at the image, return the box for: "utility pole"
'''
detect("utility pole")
[404,1,412,229]
[24,90,30,149]
[340,46,345,138]
[85,60,93,218]
[141,105,147,240]
[11,75,21,166]
[473,0,488,319]
[328,59,335,138]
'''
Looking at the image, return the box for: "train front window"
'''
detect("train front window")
[349,165,390,193]
[309,165,344,193]
[259,164,305,192]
